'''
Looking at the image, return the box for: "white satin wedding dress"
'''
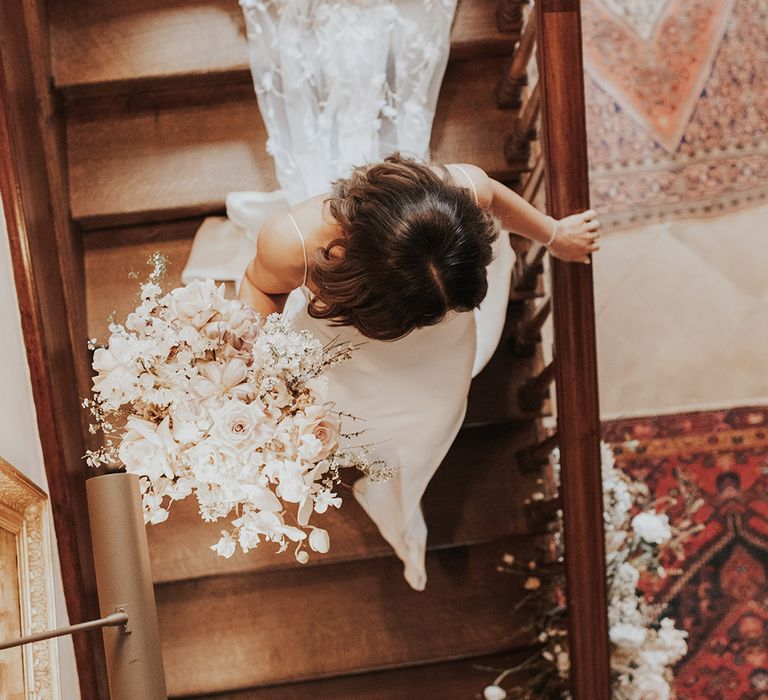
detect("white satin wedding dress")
[284,167,514,590]
[182,0,514,589]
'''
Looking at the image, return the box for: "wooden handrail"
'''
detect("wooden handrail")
[535,1,611,698]
[0,2,107,697]
[496,11,538,108]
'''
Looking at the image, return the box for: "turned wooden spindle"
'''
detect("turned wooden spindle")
[504,81,541,164]
[513,240,548,295]
[496,0,529,33]
[525,494,563,530]
[496,12,538,109]
[522,155,545,203]
[518,359,556,413]
[516,432,559,474]
[510,294,551,356]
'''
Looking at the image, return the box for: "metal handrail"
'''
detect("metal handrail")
[0,610,129,652]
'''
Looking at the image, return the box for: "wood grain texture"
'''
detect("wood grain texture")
[535,1,611,697]
[156,538,545,695]
[146,420,544,584]
[0,3,106,696]
[68,58,515,228]
[83,220,202,342]
[189,648,537,699]
[50,0,514,97]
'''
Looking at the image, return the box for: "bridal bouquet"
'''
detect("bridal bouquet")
[84,254,390,563]
[484,442,700,700]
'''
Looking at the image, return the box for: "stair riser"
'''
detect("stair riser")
[156,537,548,696]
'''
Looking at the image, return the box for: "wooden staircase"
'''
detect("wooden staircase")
[16,0,569,696]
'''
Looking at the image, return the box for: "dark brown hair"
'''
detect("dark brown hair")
[308,153,499,341]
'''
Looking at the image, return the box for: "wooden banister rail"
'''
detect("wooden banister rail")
[535,1,611,698]
[0,2,107,697]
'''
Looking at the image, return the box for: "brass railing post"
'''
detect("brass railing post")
[86,472,168,699]
[535,0,612,697]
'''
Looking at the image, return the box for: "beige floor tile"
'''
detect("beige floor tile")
[594,212,767,416]
[593,223,666,314]
[668,203,768,301]
[597,228,755,341]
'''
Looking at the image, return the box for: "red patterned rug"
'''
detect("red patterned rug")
[604,406,768,700]
[582,0,768,229]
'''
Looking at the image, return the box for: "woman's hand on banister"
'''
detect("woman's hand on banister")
[547,209,601,264]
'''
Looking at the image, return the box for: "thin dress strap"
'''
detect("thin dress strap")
[287,212,309,288]
[451,164,479,204]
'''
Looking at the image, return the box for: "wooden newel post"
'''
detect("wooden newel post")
[534,1,612,698]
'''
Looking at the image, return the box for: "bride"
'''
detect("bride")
[238,153,600,589]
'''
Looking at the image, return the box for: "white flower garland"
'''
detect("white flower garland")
[484,442,701,699]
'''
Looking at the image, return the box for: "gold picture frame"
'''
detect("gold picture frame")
[0,458,60,699]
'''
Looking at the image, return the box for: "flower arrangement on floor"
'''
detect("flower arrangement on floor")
[84,254,390,563]
[483,442,702,699]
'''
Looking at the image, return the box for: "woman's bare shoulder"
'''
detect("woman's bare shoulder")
[254,196,337,290]
[445,163,493,208]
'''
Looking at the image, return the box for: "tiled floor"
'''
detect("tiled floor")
[593,202,768,418]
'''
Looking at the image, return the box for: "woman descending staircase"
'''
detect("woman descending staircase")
[31,0,566,696]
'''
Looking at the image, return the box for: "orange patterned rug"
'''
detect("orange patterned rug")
[604,406,768,699]
[583,0,736,151]
[583,0,768,229]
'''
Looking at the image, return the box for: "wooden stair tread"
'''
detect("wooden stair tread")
[68,57,514,229]
[50,0,514,98]
[156,537,544,695]
[147,421,542,584]
[191,649,536,699]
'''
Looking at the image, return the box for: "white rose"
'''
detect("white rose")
[294,405,341,461]
[308,527,330,553]
[631,512,672,544]
[92,335,136,373]
[168,279,219,327]
[210,400,264,455]
[630,672,670,700]
[610,623,647,649]
[483,686,507,700]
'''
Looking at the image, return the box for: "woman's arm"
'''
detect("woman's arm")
[237,214,306,316]
[450,163,601,264]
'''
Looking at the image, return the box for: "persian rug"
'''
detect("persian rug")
[603,406,768,700]
[582,0,768,230]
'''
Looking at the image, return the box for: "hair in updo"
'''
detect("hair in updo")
[308,153,499,341]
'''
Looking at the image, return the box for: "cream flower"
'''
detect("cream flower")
[191,359,250,404]
[118,416,176,481]
[211,531,237,558]
[629,671,670,700]
[308,527,330,553]
[482,686,507,700]
[631,512,672,545]
[610,623,647,649]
